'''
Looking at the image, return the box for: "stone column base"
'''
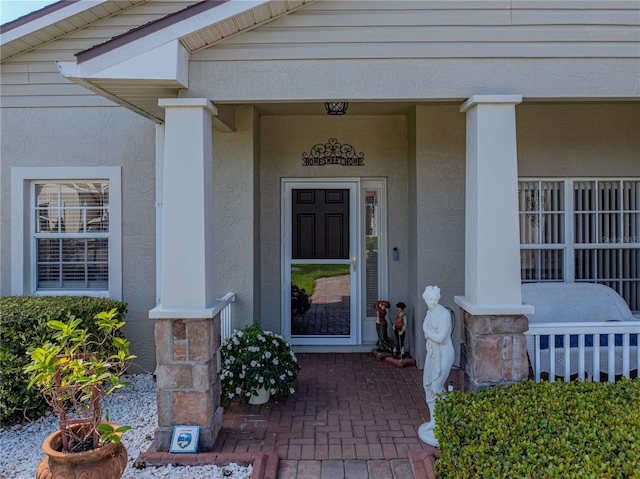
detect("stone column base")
[460,309,530,390]
[152,315,222,452]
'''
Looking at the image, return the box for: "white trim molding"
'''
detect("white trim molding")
[58,40,189,86]
[455,94,533,315]
[10,166,122,299]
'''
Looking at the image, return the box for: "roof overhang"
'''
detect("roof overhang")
[0,0,146,62]
[57,40,190,122]
[55,0,316,123]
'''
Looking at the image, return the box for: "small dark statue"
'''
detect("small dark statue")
[392,302,407,359]
[373,299,394,352]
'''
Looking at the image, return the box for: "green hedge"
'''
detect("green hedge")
[436,379,640,478]
[0,296,127,425]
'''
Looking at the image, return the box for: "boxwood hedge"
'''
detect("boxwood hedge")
[435,379,640,478]
[0,296,127,425]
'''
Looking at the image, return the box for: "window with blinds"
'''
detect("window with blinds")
[519,179,640,312]
[518,180,565,281]
[34,181,109,291]
[573,180,639,311]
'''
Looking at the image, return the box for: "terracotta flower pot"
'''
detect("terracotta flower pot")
[36,422,127,479]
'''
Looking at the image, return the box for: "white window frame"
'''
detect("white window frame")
[518,179,567,282]
[519,177,640,312]
[11,167,122,299]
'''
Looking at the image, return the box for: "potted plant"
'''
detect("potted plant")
[25,308,136,479]
[221,323,300,405]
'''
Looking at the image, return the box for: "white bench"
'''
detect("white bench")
[522,283,640,382]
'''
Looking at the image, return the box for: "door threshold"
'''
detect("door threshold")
[292,344,375,353]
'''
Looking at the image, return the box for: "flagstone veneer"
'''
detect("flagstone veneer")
[153,315,223,451]
[460,309,530,390]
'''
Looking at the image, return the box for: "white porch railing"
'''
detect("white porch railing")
[217,292,236,342]
[525,321,640,383]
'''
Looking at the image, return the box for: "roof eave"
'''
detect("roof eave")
[57,39,190,123]
[65,75,170,123]
[53,0,317,123]
[0,0,147,63]
[0,0,83,41]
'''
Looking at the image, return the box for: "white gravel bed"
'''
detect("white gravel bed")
[0,374,252,479]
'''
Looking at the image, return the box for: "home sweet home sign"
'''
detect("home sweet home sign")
[302,138,365,167]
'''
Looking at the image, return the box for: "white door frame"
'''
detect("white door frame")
[282,178,361,345]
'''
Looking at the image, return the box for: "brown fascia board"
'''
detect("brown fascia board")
[75,0,227,63]
[0,0,79,32]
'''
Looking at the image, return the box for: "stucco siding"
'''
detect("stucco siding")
[258,115,409,337]
[409,102,639,368]
[517,103,640,177]
[413,104,467,368]
[0,106,157,373]
[212,105,261,331]
[238,102,637,358]
[189,57,640,103]
[3,0,638,370]
[406,108,418,361]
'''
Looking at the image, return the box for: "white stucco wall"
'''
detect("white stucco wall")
[0,107,158,373]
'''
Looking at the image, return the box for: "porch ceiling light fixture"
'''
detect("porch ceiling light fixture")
[324,101,348,115]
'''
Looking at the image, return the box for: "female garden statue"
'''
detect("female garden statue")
[418,285,454,446]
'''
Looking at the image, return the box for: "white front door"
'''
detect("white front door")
[282,179,360,345]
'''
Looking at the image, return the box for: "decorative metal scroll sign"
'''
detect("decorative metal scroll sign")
[302,138,365,167]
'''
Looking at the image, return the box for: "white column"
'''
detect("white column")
[455,95,533,315]
[151,98,217,317]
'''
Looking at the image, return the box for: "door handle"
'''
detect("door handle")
[352,256,357,272]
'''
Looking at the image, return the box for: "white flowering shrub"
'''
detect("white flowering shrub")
[220,323,300,406]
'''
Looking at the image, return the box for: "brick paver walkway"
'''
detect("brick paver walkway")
[213,353,462,478]
[292,275,351,336]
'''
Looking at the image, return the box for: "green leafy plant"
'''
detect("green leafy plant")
[96,410,132,444]
[220,323,300,406]
[435,379,640,478]
[24,309,136,452]
[0,295,127,424]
